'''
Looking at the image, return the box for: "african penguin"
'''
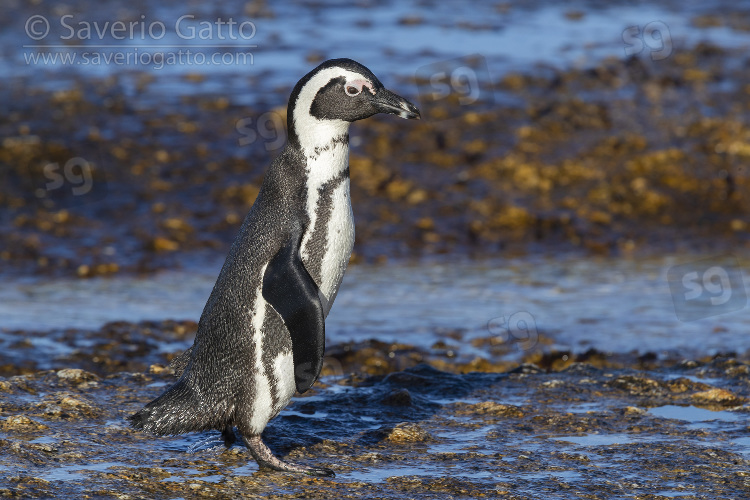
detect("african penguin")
[129,58,420,477]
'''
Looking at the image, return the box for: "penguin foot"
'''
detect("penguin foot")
[243,435,335,478]
[222,425,237,448]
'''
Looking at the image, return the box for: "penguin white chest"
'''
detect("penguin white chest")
[300,142,355,304]
[319,177,355,298]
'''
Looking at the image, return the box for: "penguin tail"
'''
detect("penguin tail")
[127,408,151,431]
[128,377,230,436]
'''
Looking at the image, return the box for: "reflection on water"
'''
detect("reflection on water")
[1,254,747,358]
[648,405,744,424]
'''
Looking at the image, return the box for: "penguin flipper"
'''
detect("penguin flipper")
[262,232,325,394]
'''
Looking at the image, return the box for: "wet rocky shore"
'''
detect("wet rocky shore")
[1,320,749,499]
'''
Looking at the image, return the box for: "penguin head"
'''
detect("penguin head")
[288,59,420,148]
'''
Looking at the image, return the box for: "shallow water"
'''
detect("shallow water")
[2,362,748,498]
[649,404,745,424]
[1,254,747,361]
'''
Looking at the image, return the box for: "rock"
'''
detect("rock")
[509,363,543,374]
[60,396,89,409]
[623,406,646,416]
[455,402,524,418]
[609,375,662,396]
[541,379,565,388]
[381,388,413,406]
[56,369,99,384]
[385,423,433,443]
[692,388,743,406]
[148,364,174,375]
[1,415,49,431]
[149,237,179,252]
[33,393,100,419]
[725,365,750,377]
[353,452,384,463]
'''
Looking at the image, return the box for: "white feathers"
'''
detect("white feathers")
[248,264,273,434]
[272,350,296,416]
[318,178,355,301]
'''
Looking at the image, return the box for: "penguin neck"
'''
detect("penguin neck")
[290,111,350,154]
[289,116,351,188]
[301,130,350,198]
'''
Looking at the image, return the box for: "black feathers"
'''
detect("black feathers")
[262,228,326,394]
[127,374,233,436]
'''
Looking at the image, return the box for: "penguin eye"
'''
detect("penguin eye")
[345,86,361,97]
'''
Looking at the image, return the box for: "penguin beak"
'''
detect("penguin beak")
[369,88,421,120]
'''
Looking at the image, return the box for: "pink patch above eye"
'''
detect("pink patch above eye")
[345,78,374,96]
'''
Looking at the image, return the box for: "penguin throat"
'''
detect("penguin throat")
[302,131,350,186]
[310,133,349,159]
[295,118,350,161]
